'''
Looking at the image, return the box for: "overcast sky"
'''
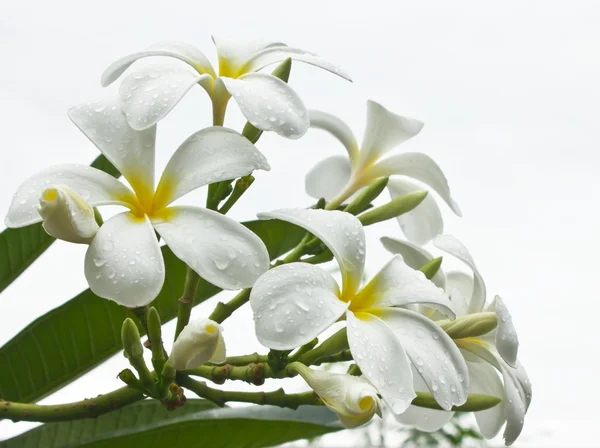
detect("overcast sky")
[1,0,599,446]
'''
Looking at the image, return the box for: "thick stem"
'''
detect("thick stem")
[0,387,144,423]
[223,353,268,366]
[209,288,250,324]
[297,328,349,366]
[178,376,321,409]
[312,349,353,365]
[174,267,200,340]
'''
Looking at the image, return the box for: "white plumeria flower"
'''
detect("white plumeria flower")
[5,95,271,308]
[37,185,99,244]
[169,319,226,370]
[292,363,382,428]
[381,235,532,446]
[101,37,351,138]
[305,100,461,244]
[250,208,469,419]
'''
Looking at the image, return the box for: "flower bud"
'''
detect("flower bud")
[358,191,428,226]
[37,186,99,244]
[438,312,498,340]
[292,363,382,428]
[168,319,226,370]
[121,318,144,360]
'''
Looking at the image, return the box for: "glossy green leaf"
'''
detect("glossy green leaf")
[0,155,119,294]
[0,219,305,403]
[0,401,341,448]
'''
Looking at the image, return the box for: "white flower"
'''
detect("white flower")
[37,185,99,244]
[250,208,469,419]
[292,363,382,428]
[101,37,351,139]
[305,100,461,244]
[382,235,532,446]
[169,319,226,370]
[5,95,271,308]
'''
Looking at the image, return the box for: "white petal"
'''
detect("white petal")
[258,208,365,297]
[433,235,486,313]
[101,41,216,86]
[169,319,224,370]
[5,164,135,228]
[151,206,270,290]
[445,271,473,317]
[209,333,227,364]
[353,256,454,318]
[358,100,423,168]
[241,46,352,81]
[249,263,346,350]
[220,73,309,139]
[374,307,469,411]
[347,311,415,415]
[468,361,505,439]
[309,110,359,163]
[305,155,351,201]
[370,152,461,216]
[85,212,164,307]
[387,178,444,245]
[490,296,519,368]
[212,36,285,75]
[379,237,445,289]
[68,95,156,196]
[118,63,211,131]
[153,127,270,209]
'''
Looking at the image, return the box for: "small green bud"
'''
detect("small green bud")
[358,191,428,226]
[419,256,443,280]
[344,177,389,215]
[118,368,144,392]
[315,197,327,210]
[438,312,498,339]
[242,58,292,144]
[121,318,144,360]
[413,392,501,412]
[347,364,362,377]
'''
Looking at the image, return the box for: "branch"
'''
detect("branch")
[174,266,200,340]
[209,288,250,323]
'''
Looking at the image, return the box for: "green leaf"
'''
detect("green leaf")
[0,155,119,294]
[0,401,341,448]
[0,219,305,403]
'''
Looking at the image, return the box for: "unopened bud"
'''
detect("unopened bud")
[37,186,99,244]
[121,318,144,360]
[358,191,428,226]
[419,256,443,280]
[438,312,498,339]
[344,177,389,215]
[413,392,501,412]
[168,319,226,370]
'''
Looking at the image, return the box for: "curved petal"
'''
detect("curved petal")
[379,237,445,289]
[445,271,472,317]
[212,36,285,76]
[373,308,469,411]
[5,164,135,228]
[489,296,519,368]
[153,127,270,209]
[101,41,216,86]
[352,256,454,318]
[370,152,461,217]
[151,206,270,290]
[249,263,346,350]
[220,73,309,139]
[241,46,352,81]
[433,235,486,313]
[209,332,227,364]
[309,110,359,163]
[387,178,444,245]
[305,155,351,201]
[358,100,423,168]
[117,63,211,131]
[468,361,505,439]
[346,311,415,415]
[258,208,365,297]
[85,212,165,307]
[68,95,156,199]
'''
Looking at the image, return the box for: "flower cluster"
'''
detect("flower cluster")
[4,35,530,445]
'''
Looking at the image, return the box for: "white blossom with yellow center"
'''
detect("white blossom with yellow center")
[250,208,469,419]
[5,95,271,308]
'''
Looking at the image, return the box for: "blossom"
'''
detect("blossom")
[101,37,351,138]
[291,363,382,428]
[305,100,461,244]
[382,235,532,445]
[5,95,271,307]
[250,208,469,418]
[169,319,226,370]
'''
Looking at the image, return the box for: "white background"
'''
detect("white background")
[0,0,598,446]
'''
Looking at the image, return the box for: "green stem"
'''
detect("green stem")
[174,267,200,340]
[297,328,349,366]
[312,349,353,365]
[218,175,255,215]
[223,353,268,366]
[0,386,144,423]
[178,376,320,409]
[209,288,250,324]
[187,362,274,386]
